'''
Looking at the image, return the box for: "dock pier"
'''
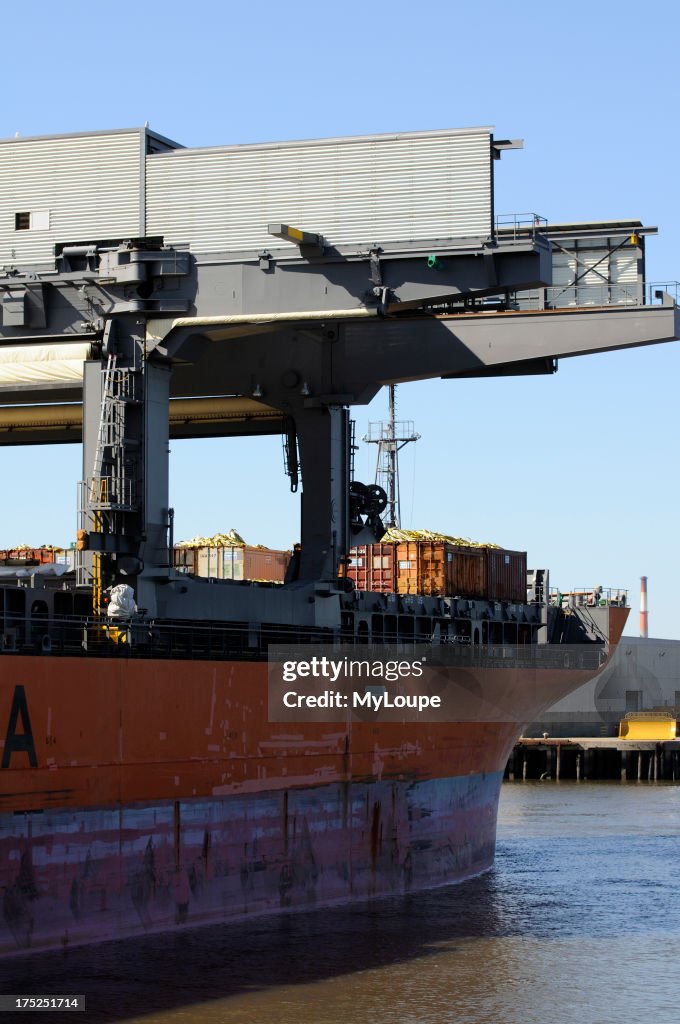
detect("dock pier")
[506,737,680,782]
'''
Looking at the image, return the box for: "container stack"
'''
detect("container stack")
[0,546,62,566]
[345,530,527,602]
[174,530,290,583]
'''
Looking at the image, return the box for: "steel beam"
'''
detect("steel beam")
[160,304,679,401]
[0,396,285,445]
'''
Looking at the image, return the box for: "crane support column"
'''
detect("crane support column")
[295,404,351,582]
[80,315,171,615]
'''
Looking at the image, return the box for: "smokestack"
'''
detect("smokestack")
[639,576,648,638]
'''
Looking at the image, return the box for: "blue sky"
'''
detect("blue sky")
[2,0,678,637]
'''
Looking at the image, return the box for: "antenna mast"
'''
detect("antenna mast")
[364,385,419,529]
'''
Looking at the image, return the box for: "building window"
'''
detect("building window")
[14,210,49,231]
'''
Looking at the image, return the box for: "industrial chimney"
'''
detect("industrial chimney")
[639,576,648,638]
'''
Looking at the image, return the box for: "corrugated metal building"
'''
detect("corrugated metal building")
[0,128,179,267]
[145,127,494,253]
[1,125,494,268]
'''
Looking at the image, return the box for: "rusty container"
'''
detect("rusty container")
[1,547,58,566]
[485,548,527,602]
[395,541,487,597]
[346,543,396,592]
[242,547,290,583]
[447,546,487,598]
[396,541,445,595]
[36,548,58,564]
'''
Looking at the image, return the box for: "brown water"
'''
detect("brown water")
[5,782,680,1023]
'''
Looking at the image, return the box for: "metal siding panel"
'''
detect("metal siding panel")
[611,250,637,283]
[577,249,610,306]
[610,249,638,304]
[146,130,492,253]
[0,132,143,266]
[550,251,578,307]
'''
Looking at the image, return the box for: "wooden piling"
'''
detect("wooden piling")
[546,746,555,779]
[508,737,680,784]
[584,748,593,780]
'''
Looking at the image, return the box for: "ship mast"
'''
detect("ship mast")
[363,385,419,529]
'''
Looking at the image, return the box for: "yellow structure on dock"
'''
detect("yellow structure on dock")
[619,712,677,742]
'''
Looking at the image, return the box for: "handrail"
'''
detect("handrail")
[495,212,547,239]
[646,281,680,305]
[549,587,628,608]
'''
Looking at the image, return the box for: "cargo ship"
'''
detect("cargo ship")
[0,558,627,956]
[0,124,676,956]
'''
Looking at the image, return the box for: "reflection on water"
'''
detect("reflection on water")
[5,783,680,1023]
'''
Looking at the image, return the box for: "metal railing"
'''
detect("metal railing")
[549,587,628,608]
[513,282,643,311]
[79,478,137,513]
[0,612,606,672]
[646,281,680,305]
[495,212,548,239]
[455,282,644,313]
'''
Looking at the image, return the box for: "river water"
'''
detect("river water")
[5,782,680,1023]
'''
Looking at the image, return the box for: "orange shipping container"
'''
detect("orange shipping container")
[395,541,487,598]
[0,547,58,566]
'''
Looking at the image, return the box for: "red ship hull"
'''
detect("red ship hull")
[0,654,600,955]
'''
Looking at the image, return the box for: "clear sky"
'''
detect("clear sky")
[2,0,678,637]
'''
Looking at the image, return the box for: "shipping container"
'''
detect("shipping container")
[345,544,396,592]
[178,539,525,595]
[395,541,487,598]
[485,549,527,603]
[173,547,196,575]
[174,545,289,583]
[243,547,290,583]
[346,541,527,601]
[0,547,59,565]
[448,546,487,598]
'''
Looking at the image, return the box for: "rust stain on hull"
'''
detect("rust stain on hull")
[0,652,599,955]
[0,773,502,956]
